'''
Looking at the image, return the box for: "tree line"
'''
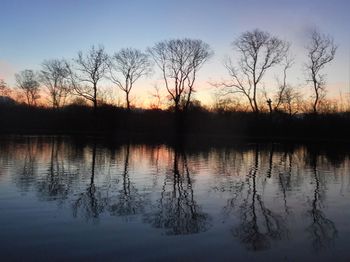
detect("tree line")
[0,28,338,114]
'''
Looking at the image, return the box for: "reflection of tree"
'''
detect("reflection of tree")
[108,144,144,217]
[37,138,75,202]
[277,151,293,215]
[226,147,288,251]
[306,155,337,251]
[15,138,38,192]
[72,142,106,221]
[148,145,162,188]
[266,144,274,178]
[144,148,210,235]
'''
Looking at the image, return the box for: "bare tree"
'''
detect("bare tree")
[40,59,71,108]
[0,79,11,97]
[273,55,294,111]
[222,29,289,113]
[148,38,212,112]
[263,54,300,115]
[15,69,40,106]
[281,86,301,115]
[109,48,152,110]
[70,45,109,111]
[149,84,162,109]
[305,29,337,113]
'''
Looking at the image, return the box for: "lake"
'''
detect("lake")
[0,136,350,261]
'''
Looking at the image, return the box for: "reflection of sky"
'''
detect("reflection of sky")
[0,0,349,105]
[1,138,350,259]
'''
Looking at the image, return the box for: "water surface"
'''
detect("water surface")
[1,136,350,261]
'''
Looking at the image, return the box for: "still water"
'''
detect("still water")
[0,136,350,261]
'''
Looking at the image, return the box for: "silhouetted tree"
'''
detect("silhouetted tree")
[222,29,289,113]
[69,45,109,111]
[280,86,301,115]
[272,55,299,114]
[148,38,212,112]
[40,59,71,108]
[15,69,40,106]
[0,79,11,97]
[149,84,163,109]
[109,48,152,110]
[305,29,337,113]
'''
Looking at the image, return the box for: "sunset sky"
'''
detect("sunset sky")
[0,0,349,107]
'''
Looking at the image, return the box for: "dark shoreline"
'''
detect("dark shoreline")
[1,104,350,144]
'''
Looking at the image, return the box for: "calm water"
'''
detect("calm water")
[1,136,350,261]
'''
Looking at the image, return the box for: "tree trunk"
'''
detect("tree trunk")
[93,83,98,111]
[93,99,98,111]
[313,83,319,114]
[253,84,259,113]
[174,98,180,113]
[185,88,193,112]
[267,99,273,114]
[126,92,130,111]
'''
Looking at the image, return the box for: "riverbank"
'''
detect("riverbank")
[1,104,350,142]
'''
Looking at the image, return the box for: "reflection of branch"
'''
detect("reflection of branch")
[16,139,37,192]
[266,145,274,178]
[278,152,292,215]
[144,148,210,235]
[306,158,337,251]
[108,144,144,217]
[261,144,274,191]
[37,138,72,202]
[72,142,106,221]
[228,147,288,251]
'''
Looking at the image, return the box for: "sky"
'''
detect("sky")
[0,0,349,106]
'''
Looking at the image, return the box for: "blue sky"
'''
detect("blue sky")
[0,0,349,105]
